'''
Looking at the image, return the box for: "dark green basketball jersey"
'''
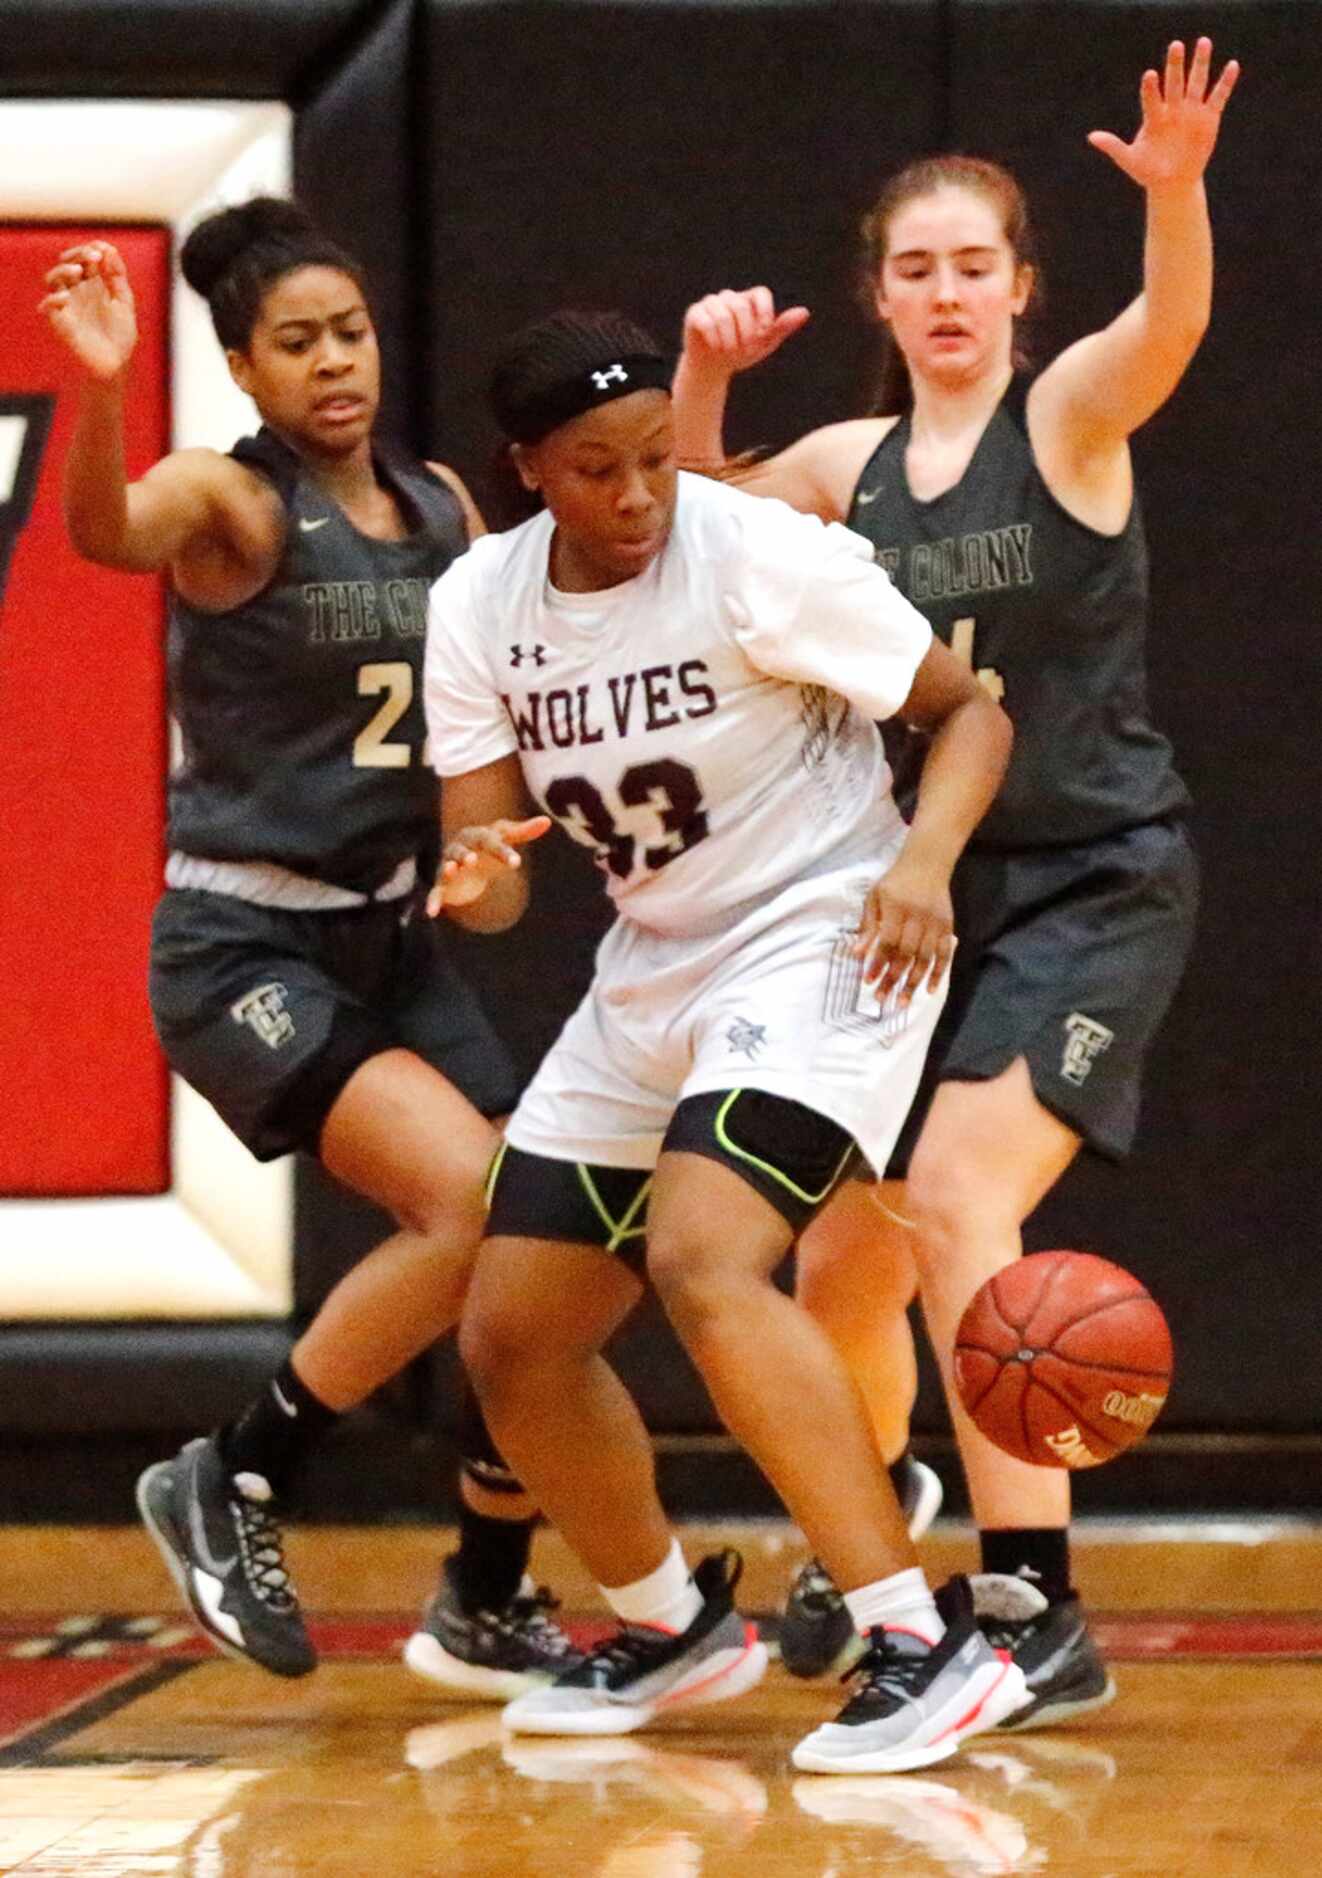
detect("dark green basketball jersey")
[847,380,1188,849]
[167,427,468,893]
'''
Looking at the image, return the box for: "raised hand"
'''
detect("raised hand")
[427,816,552,915]
[681,287,811,380]
[1088,38,1240,192]
[39,242,138,382]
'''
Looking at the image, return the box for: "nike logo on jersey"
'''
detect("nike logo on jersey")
[854,486,883,506]
[271,1381,299,1419]
[299,516,332,533]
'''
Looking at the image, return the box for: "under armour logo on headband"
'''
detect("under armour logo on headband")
[591,364,629,390]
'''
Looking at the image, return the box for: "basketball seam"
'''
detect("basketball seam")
[959,1357,1003,1416]
[1025,1255,1077,1344]
[1036,1354,1170,1382]
[1030,1376,1122,1454]
[1044,1295,1167,1348]
[1017,1370,1033,1463]
[984,1282,1025,1340]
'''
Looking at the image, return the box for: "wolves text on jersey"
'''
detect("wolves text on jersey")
[872,522,1034,605]
[500,659,717,753]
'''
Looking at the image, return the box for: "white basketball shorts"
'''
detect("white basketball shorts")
[506,847,948,1180]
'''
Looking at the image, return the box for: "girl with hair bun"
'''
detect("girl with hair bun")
[423,306,1020,1769]
[39,198,577,1696]
[673,39,1239,1720]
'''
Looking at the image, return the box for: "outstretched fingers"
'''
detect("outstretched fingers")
[427,816,551,915]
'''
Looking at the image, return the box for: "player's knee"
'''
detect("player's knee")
[646,1229,738,1334]
[797,1223,916,1326]
[457,1297,534,1402]
[390,1175,487,1248]
[797,1255,881,1338]
[904,1150,1017,1262]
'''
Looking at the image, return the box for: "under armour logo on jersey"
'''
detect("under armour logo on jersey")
[231,982,296,1050]
[509,644,547,668]
[1061,1011,1113,1086]
[591,364,628,390]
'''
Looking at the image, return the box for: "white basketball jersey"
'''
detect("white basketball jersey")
[424,472,931,936]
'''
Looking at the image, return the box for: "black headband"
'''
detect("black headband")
[504,352,672,445]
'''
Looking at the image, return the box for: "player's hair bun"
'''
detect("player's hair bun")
[180,198,318,301]
[177,198,366,351]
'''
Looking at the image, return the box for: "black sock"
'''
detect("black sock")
[888,1452,916,1501]
[979,1527,1072,1606]
[452,1505,537,1615]
[217,1359,340,1498]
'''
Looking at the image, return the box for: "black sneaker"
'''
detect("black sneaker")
[501,1550,768,1736]
[780,1457,944,1679]
[135,1435,315,1678]
[791,1575,1027,1774]
[970,1573,1116,1731]
[403,1556,584,1700]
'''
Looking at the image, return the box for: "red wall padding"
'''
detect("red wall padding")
[0,225,170,1193]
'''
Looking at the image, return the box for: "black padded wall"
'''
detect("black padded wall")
[295,0,423,446]
[416,0,945,499]
[0,0,377,100]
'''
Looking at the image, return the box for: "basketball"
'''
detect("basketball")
[953,1251,1173,1469]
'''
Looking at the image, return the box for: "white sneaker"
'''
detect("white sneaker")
[502,1550,767,1738]
[791,1575,1027,1775]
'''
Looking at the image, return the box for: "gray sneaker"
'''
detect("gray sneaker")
[502,1550,768,1737]
[780,1458,945,1679]
[136,1435,315,1678]
[791,1575,1027,1774]
[971,1573,1117,1731]
[403,1556,583,1700]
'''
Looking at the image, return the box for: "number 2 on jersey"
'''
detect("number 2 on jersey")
[354,660,428,768]
[547,759,709,879]
[950,617,1005,703]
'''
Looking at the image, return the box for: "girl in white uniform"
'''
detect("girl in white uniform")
[424,309,1020,1773]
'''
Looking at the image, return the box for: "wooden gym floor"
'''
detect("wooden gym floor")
[2,1517,1321,1875]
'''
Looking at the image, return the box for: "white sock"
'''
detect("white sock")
[601,1539,704,1634]
[843,1566,944,1645]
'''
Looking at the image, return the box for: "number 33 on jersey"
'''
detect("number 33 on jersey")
[424,473,934,939]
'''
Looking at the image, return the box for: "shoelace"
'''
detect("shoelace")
[500,1587,577,1659]
[974,1614,1028,1653]
[796,1559,844,1613]
[579,1623,676,1681]
[844,1631,934,1705]
[232,1495,298,1612]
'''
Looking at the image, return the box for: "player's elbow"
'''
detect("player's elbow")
[64,506,125,567]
